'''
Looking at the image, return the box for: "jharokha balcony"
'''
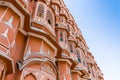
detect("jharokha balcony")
[32,16,56,37]
[76,63,89,77]
[23,45,56,62]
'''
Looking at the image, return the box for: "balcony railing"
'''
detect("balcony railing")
[24,52,55,62]
[62,53,69,57]
[32,17,56,36]
[76,63,89,76]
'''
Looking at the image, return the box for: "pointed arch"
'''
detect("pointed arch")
[37,3,44,18]
[60,31,63,41]
[40,60,57,76]
[19,58,58,76]
[69,44,73,53]
[76,49,81,63]
[24,73,36,80]
[46,10,53,26]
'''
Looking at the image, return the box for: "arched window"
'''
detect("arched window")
[46,10,53,26]
[76,50,81,63]
[67,25,70,31]
[60,32,63,41]
[70,44,73,53]
[52,5,59,15]
[37,4,44,18]
[48,19,51,25]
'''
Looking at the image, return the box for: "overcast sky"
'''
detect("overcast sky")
[64,0,120,80]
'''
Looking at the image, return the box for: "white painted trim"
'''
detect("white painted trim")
[19,28,27,36]
[20,58,48,70]
[0,51,15,73]
[0,1,25,29]
[30,26,46,33]
[23,36,30,60]
[0,7,9,21]
[0,51,12,61]
[20,58,57,75]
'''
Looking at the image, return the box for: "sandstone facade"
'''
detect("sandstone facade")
[0,0,104,80]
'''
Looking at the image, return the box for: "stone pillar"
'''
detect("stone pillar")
[57,59,72,80]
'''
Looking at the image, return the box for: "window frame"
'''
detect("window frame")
[46,10,53,26]
[60,32,63,41]
[76,50,81,63]
[37,4,44,18]
[70,44,73,53]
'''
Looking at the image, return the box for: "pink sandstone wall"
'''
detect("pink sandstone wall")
[0,0,104,80]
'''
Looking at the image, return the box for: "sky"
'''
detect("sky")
[64,0,120,80]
